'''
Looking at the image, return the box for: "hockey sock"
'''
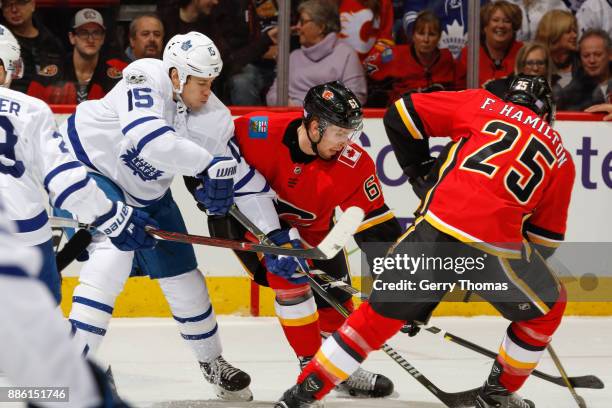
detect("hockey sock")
[69,238,133,357]
[319,299,354,337]
[496,285,567,392]
[157,269,222,363]
[298,301,404,399]
[268,273,322,357]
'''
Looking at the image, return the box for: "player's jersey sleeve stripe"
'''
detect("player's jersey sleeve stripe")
[54,177,90,208]
[0,265,29,277]
[135,125,175,152]
[394,97,424,140]
[14,210,49,233]
[121,115,159,135]
[67,113,100,173]
[43,161,83,191]
[228,138,243,163]
[234,167,256,191]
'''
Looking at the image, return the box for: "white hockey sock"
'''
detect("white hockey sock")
[68,238,133,357]
[157,269,222,363]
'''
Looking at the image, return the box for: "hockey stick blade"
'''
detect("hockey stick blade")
[313,206,365,258]
[381,344,480,407]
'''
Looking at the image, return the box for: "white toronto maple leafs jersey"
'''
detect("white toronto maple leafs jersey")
[0,87,112,245]
[0,199,41,277]
[59,58,214,207]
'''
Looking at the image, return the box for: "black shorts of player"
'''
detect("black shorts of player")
[369,219,562,323]
[207,214,353,308]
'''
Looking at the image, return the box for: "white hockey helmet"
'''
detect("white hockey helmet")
[0,25,22,87]
[163,31,222,94]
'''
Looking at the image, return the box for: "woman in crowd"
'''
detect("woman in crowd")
[266,0,366,106]
[535,10,579,96]
[485,41,554,98]
[370,10,456,104]
[456,0,523,88]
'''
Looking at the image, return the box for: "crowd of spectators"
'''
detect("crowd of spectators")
[1,0,610,112]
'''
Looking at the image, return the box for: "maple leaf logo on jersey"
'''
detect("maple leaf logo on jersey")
[440,19,466,60]
[121,147,164,181]
[337,144,362,168]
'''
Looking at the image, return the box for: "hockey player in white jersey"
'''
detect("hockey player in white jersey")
[0,198,130,408]
[58,32,254,401]
[0,24,157,305]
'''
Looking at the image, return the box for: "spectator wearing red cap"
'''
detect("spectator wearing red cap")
[0,0,64,93]
[29,8,127,104]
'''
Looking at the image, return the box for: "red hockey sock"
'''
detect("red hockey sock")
[498,285,567,392]
[297,302,404,399]
[318,299,354,335]
[268,272,322,357]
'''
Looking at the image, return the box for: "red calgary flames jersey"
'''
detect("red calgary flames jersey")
[234,111,387,245]
[394,89,575,257]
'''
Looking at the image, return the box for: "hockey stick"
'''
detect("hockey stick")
[547,344,588,408]
[256,250,604,390]
[50,209,364,260]
[228,206,480,408]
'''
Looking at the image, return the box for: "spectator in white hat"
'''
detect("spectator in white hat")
[29,8,127,104]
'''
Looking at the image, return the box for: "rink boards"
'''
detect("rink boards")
[51,110,612,317]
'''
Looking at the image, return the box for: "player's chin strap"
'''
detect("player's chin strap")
[305,119,328,159]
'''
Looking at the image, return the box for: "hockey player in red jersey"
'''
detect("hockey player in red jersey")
[192,81,402,398]
[275,75,575,408]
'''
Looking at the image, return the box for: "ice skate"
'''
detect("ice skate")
[334,367,394,398]
[275,373,324,408]
[476,378,535,408]
[199,355,253,401]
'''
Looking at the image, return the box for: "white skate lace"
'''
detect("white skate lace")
[343,367,376,391]
[211,356,242,385]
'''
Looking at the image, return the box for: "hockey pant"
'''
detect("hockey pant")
[298,219,566,399]
[208,215,354,359]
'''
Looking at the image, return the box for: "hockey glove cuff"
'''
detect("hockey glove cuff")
[264,228,309,284]
[94,202,157,251]
[196,157,237,215]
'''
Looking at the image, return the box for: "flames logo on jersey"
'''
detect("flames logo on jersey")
[121,147,164,181]
[275,198,316,227]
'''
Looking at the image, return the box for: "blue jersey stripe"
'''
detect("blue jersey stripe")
[121,116,159,135]
[0,265,29,277]
[43,161,83,191]
[180,324,218,340]
[136,126,174,153]
[54,177,90,208]
[73,296,114,314]
[67,114,100,172]
[173,305,213,323]
[234,167,256,191]
[15,210,48,233]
